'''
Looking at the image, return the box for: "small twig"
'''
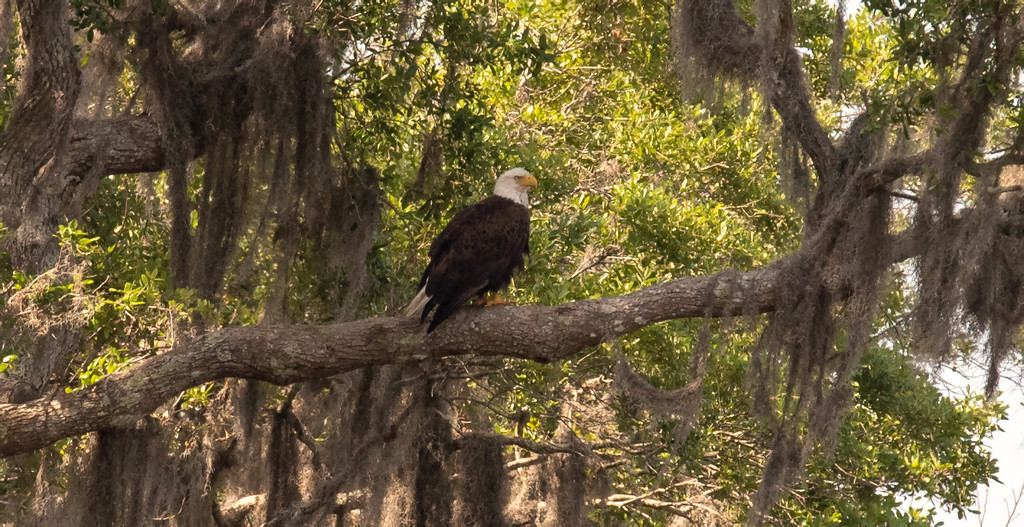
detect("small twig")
[282,408,324,471]
[276,385,302,411]
[456,432,587,457]
[888,190,919,202]
[989,185,1023,196]
[506,456,545,471]
[605,479,698,507]
[153,496,187,521]
[1003,478,1024,527]
[569,252,611,279]
[270,385,326,470]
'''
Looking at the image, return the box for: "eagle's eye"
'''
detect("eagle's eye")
[514,176,522,181]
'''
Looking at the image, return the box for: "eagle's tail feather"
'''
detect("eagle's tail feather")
[405,286,431,318]
[426,284,486,333]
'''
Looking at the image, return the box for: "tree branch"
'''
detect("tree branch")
[67,115,169,178]
[675,0,835,181]
[768,41,835,183]
[0,265,779,457]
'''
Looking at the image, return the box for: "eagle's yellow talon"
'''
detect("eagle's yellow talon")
[484,293,514,306]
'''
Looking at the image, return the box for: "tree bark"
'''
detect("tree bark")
[67,115,169,178]
[0,0,81,271]
[0,264,779,457]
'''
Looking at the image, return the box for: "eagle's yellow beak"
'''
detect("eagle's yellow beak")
[519,174,539,188]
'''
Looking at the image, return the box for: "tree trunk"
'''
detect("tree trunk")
[0,0,81,272]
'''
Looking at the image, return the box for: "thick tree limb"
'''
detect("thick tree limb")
[0,265,778,457]
[67,115,169,178]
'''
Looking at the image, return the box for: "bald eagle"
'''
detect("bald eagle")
[406,168,538,333]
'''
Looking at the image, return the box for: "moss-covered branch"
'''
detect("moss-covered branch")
[0,265,778,457]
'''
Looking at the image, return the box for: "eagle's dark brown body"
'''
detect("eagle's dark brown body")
[415,195,530,333]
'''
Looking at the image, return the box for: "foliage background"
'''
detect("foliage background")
[0,0,1016,524]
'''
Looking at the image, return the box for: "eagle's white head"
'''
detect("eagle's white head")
[493,168,538,207]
